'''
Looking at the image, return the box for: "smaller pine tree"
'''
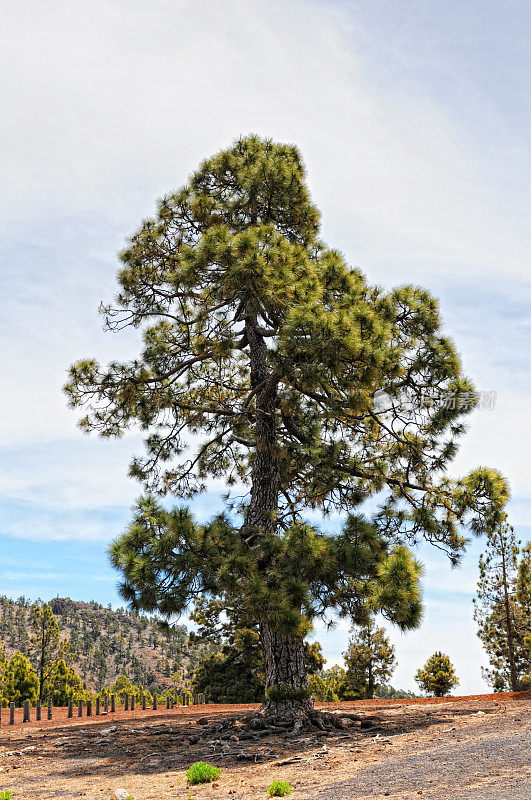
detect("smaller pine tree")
[517,543,531,688]
[342,620,396,699]
[415,652,459,697]
[3,652,39,707]
[44,659,84,705]
[473,519,529,691]
[29,602,63,701]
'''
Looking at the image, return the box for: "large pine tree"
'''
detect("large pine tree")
[66,135,507,715]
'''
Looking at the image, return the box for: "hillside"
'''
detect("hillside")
[0,595,214,692]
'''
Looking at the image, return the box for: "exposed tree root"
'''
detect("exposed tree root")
[193,707,375,741]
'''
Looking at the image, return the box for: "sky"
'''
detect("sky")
[1,0,530,694]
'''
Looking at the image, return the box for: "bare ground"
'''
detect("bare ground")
[0,693,529,800]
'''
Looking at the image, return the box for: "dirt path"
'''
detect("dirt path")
[313,701,530,799]
[0,693,528,800]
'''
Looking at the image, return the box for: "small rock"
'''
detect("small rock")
[113,790,130,800]
[100,726,117,736]
[236,750,255,760]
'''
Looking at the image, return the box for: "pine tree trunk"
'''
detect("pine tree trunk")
[367,659,374,699]
[243,315,313,715]
[366,626,374,699]
[39,616,46,702]
[260,620,313,715]
[241,315,280,546]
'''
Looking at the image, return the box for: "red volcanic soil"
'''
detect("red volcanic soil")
[0,692,529,800]
[1,690,528,733]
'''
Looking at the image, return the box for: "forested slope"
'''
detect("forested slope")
[0,595,211,692]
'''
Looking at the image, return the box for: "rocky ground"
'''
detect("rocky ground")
[0,693,529,800]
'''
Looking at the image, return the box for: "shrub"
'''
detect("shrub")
[265,684,311,703]
[186,761,222,785]
[0,791,13,800]
[267,780,293,796]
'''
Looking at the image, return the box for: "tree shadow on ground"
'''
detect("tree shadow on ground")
[5,702,503,785]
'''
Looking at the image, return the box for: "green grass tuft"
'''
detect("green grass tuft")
[267,780,293,796]
[0,792,13,800]
[186,761,222,785]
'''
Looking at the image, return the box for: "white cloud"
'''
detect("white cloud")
[1,0,529,279]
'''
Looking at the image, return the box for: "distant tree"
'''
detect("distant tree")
[29,602,68,701]
[106,673,152,704]
[305,642,326,674]
[320,665,347,700]
[342,620,396,699]
[0,638,6,698]
[473,519,530,691]
[44,659,84,705]
[415,652,459,697]
[517,543,531,612]
[516,543,531,688]
[192,628,265,703]
[374,684,419,699]
[3,652,39,707]
[308,665,347,701]
[66,134,508,715]
[307,673,339,701]
[131,652,144,685]
[192,625,325,703]
[170,670,182,695]
[94,646,108,687]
